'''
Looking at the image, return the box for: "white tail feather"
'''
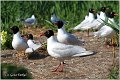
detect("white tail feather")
[73,51,94,57]
[25,48,34,53]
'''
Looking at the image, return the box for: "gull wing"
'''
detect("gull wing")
[52,43,88,57]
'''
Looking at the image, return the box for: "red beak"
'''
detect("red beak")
[106,7,109,10]
[93,9,95,12]
[114,13,118,16]
[54,22,58,26]
[40,33,44,37]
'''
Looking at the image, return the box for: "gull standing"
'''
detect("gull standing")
[51,14,84,45]
[20,15,36,28]
[73,8,96,36]
[89,7,109,30]
[93,12,118,38]
[73,8,96,30]
[93,12,118,49]
[11,26,33,62]
[53,20,84,46]
[94,12,118,66]
[40,30,94,72]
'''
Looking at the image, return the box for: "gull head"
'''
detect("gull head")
[11,26,19,34]
[51,14,59,23]
[28,34,33,40]
[40,30,54,38]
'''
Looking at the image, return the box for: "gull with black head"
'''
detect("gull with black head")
[11,26,33,62]
[40,30,94,72]
[51,15,84,46]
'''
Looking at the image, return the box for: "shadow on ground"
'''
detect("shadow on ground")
[28,52,49,60]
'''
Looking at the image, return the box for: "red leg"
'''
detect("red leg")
[104,38,110,48]
[52,62,64,72]
[56,62,64,72]
[51,63,61,72]
[87,29,89,37]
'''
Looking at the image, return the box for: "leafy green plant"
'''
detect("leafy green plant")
[45,20,57,31]
[101,19,119,46]
[102,19,119,35]
[1,1,119,31]
[1,31,7,46]
[109,66,119,79]
[1,30,13,49]
[1,63,32,79]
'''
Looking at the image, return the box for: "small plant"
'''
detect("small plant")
[45,20,57,31]
[41,41,47,50]
[102,19,119,35]
[109,66,119,79]
[1,63,32,79]
[1,30,7,46]
[1,30,13,49]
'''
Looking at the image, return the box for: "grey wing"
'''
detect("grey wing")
[100,26,114,37]
[52,45,86,57]
[86,20,98,29]
[80,17,90,27]
[25,18,35,24]
[19,39,29,50]
[73,19,89,30]
[51,14,59,23]
[98,25,107,32]
[67,33,84,45]
[93,25,106,37]
[22,39,29,47]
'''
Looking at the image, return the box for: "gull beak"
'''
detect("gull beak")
[93,9,96,12]
[114,13,118,16]
[40,33,44,37]
[54,22,58,25]
[53,22,58,26]
[93,9,96,13]
[106,7,109,10]
[10,27,13,30]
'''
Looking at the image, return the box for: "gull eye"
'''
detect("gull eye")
[48,31,50,34]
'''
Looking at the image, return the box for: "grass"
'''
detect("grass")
[1,1,119,32]
[109,66,119,79]
[1,1,119,48]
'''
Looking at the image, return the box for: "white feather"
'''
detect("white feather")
[27,39,42,51]
[57,25,84,46]
[25,48,34,53]
[73,12,95,30]
[93,18,116,38]
[91,11,107,29]
[12,32,29,51]
[47,36,93,61]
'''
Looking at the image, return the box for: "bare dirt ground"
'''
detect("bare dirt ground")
[1,28,119,79]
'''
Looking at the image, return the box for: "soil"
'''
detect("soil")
[1,27,119,79]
